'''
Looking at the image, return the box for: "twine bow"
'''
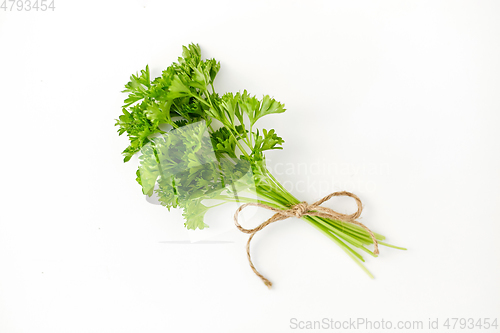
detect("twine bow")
[234,191,379,288]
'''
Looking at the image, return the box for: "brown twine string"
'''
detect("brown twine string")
[234,191,379,289]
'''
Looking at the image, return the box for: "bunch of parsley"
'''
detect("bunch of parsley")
[116,44,403,276]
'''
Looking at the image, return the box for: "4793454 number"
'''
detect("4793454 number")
[443,318,498,330]
[1,0,55,11]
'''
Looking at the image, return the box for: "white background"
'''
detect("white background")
[1,1,499,332]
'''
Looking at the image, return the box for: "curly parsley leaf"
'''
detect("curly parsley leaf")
[117,44,287,230]
[239,90,286,126]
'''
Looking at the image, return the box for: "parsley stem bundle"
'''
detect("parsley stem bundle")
[116,44,405,286]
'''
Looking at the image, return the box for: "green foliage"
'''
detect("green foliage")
[115,43,221,163]
[210,125,246,158]
[116,43,287,230]
[239,91,286,127]
[252,129,285,161]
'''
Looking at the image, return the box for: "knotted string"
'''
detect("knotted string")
[234,191,379,289]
